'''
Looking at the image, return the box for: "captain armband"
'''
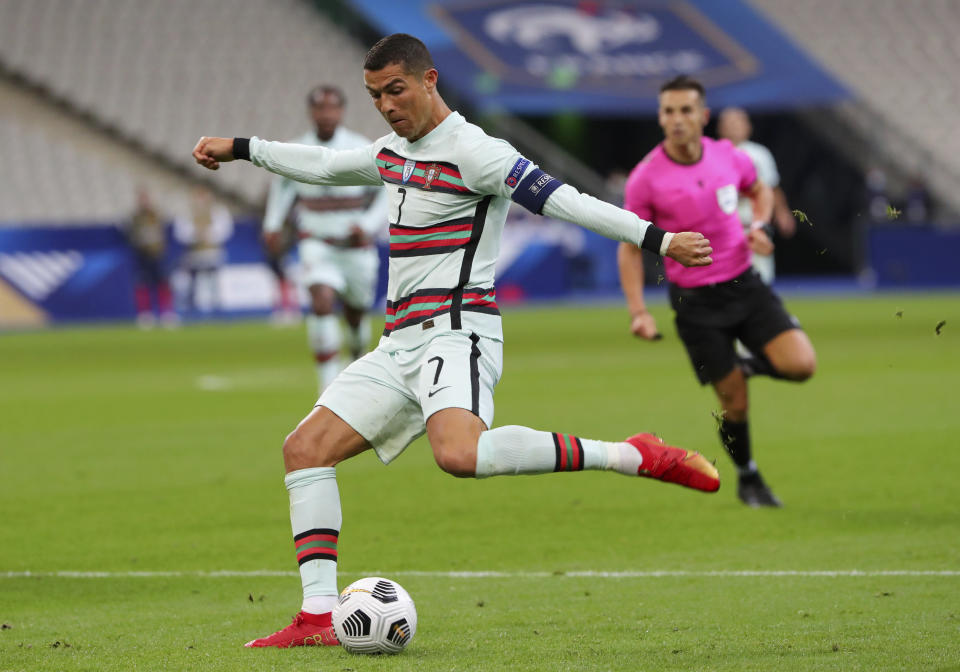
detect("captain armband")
[509,166,564,215]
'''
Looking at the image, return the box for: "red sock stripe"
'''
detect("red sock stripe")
[294,532,338,548]
[297,547,338,563]
[553,433,584,471]
[552,432,565,471]
[293,528,339,565]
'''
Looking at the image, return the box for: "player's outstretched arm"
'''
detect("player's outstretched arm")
[192,137,236,171]
[540,184,712,267]
[193,136,382,187]
[664,231,713,267]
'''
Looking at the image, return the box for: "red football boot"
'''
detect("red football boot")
[244,611,340,648]
[625,433,720,492]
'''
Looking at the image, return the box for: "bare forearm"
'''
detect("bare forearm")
[617,242,647,315]
[750,183,775,224]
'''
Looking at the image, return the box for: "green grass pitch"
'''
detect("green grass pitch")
[1,293,958,671]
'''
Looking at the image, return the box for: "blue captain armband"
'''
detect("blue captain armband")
[510,167,564,215]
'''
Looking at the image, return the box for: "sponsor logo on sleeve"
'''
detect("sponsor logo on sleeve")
[528,172,554,195]
[402,159,417,184]
[504,157,530,188]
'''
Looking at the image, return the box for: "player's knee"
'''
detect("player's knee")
[282,425,336,470]
[781,353,816,382]
[432,444,476,478]
[311,298,334,316]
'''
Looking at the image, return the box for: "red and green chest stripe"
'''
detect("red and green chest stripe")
[389,217,474,257]
[383,287,499,335]
[375,148,474,195]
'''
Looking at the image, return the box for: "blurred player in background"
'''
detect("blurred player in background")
[618,76,817,508]
[124,186,176,328]
[263,85,388,392]
[717,107,796,284]
[260,212,299,325]
[174,186,233,315]
[194,33,717,650]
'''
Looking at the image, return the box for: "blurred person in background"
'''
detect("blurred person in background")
[865,166,891,222]
[904,173,931,224]
[124,186,177,328]
[717,107,796,284]
[263,85,388,393]
[618,76,816,508]
[174,186,234,315]
[259,212,300,325]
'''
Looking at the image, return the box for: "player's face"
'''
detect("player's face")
[658,89,708,147]
[718,109,750,144]
[364,63,436,141]
[310,94,343,141]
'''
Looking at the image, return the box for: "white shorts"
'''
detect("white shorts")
[298,239,379,309]
[317,330,503,464]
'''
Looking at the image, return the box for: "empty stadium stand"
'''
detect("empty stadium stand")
[751,0,960,218]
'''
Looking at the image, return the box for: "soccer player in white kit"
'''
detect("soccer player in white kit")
[193,33,718,649]
[717,107,797,284]
[263,86,388,391]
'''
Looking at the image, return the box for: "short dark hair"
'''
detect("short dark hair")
[307,85,345,107]
[363,33,434,74]
[659,75,705,100]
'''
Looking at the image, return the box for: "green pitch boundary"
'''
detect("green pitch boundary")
[3,570,958,579]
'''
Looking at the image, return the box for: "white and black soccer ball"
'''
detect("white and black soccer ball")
[332,577,417,654]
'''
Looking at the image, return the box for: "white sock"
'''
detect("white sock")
[475,425,634,478]
[306,314,342,391]
[285,467,341,614]
[344,316,371,360]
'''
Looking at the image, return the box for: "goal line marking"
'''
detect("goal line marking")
[2,570,958,579]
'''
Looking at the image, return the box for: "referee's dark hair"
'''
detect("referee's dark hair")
[364,33,435,75]
[660,75,705,101]
[307,85,345,108]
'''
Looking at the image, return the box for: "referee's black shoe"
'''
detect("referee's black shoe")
[737,471,782,508]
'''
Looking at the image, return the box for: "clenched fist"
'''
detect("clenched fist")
[665,231,712,267]
[192,137,236,171]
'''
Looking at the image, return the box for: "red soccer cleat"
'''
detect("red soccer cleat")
[244,611,340,648]
[625,433,720,493]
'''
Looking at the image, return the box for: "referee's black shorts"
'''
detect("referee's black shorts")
[668,268,800,385]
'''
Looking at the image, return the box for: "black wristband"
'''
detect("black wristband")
[639,225,667,254]
[232,137,251,161]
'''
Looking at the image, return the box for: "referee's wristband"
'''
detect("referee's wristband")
[751,220,774,238]
[233,137,251,162]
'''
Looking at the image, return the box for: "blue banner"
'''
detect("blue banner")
[350,0,847,113]
[0,217,614,327]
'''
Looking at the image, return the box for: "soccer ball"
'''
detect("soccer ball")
[332,577,417,654]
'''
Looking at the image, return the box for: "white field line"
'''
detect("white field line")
[2,570,958,579]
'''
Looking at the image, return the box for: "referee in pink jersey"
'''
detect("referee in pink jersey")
[618,76,817,507]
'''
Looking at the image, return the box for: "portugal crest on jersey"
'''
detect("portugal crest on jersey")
[402,159,417,184]
[716,184,738,215]
[422,163,440,190]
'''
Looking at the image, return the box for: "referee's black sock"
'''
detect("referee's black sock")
[718,419,756,476]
